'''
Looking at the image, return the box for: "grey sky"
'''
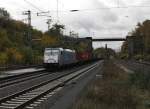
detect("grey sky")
[0,0,150,50]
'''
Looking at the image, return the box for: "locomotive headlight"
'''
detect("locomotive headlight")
[47,59,57,63]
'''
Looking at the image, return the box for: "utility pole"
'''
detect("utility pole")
[23,10,32,47]
[46,19,51,30]
[105,44,109,59]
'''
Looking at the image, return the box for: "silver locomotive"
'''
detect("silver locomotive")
[44,48,77,68]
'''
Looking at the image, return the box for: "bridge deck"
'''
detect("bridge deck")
[92,38,126,41]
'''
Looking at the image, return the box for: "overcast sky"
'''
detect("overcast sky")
[0,0,150,50]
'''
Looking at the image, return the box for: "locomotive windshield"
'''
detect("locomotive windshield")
[45,50,59,56]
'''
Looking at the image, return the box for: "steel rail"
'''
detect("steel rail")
[0,70,48,88]
[0,62,98,109]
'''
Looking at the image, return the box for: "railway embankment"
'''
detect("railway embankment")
[72,60,150,109]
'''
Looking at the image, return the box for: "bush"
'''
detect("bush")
[73,61,140,109]
[120,53,129,59]
[6,48,24,64]
[129,72,150,90]
[0,53,8,65]
[133,54,144,61]
[144,55,150,62]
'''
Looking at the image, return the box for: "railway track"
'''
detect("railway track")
[0,70,48,88]
[0,62,98,109]
[0,64,91,89]
[0,63,95,99]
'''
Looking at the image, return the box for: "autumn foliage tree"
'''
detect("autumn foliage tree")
[0,8,89,67]
[121,20,150,61]
[41,35,58,47]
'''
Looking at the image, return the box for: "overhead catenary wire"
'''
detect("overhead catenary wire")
[4,1,150,15]
[9,2,150,14]
[23,0,52,22]
[23,0,44,12]
[70,5,150,12]
[50,3,150,13]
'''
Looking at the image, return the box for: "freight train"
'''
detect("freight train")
[43,37,94,68]
[43,47,92,68]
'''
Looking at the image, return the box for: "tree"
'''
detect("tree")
[121,20,150,60]
[0,28,12,51]
[20,47,34,64]
[41,35,58,48]
[6,48,23,64]
[0,53,8,65]
[94,47,116,59]
[132,20,150,53]
[45,23,65,37]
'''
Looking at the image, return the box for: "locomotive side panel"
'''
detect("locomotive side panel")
[61,50,77,65]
